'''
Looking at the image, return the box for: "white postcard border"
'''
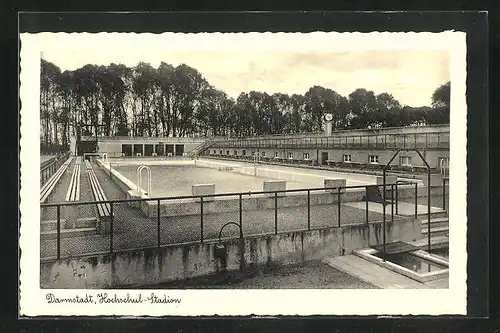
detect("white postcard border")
[20,31,467,316]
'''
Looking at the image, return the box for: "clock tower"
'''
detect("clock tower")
[324,113,333,136]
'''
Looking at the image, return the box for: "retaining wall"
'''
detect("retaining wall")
[40,218,420,289]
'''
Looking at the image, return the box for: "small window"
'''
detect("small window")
[288,152,294,159]
[274,152,279,158]
[242,150,246,156]
[399,156,412,166]
[226,150,230,155]
[343,154,352,162]
[303,152,310,160]
[233,150,238,155]
[261,151,266,157]
[369,155,379,164]
[219,150,222,155]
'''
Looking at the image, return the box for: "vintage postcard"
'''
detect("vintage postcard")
[20,31,467,316]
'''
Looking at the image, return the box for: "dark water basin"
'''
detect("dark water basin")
[374,251,447,274]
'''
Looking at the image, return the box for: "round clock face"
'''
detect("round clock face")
[324,113,333,121]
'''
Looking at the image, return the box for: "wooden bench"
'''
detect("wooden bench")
[65,157,81,201]
[85,161,113,231]
[40,157,73,203]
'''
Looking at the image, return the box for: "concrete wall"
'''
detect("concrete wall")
[40,218,420,289]
[98,139,204,157]
[139,183,446,218]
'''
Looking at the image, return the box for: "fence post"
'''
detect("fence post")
[442,178,446,210]
[56,205,61,260]
[395,183,399,215]
[200,197,204,243]
[337,187,341,227]
[110,202,114,254]
[391,184,394,222]
[274,192,278,234]
[307,190,311,231]
[414,182,418,219]
[365,186,369,225]
[157,199,161,247]
[239,194,243,232]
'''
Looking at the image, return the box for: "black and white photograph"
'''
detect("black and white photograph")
[20,29,468,316]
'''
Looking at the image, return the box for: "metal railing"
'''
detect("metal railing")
[40,180,449,260]
[40,152,71,186]
[208,132,450,151]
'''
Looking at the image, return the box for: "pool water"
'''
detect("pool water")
[112,165,319,197]
[374,251,447,274]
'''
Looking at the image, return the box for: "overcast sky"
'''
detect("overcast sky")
[42,48,449,107]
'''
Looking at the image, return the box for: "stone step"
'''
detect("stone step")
[40,227,98,240]
[420,217,449,227]
[74,217,98,229]
[40,218,97,231]
[40,220,66,232]
[421,226,449,237]
[414,211,448,219]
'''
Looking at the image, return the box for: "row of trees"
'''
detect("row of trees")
[40,59,450,149]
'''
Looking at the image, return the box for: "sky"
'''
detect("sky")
[41,46,449,107]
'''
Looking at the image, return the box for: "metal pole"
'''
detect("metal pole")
[274,192,278,234]
[395,183,399,215]
[427,171,431,252]
[391,184,394,222]
[382,173,386,262]
[239,194,243,232]
[157,199,161,247]
[110,203,114,254]
[365,187,369,225]
[442,178,446,210]
[414,182,418,219]
[337,187,341,227]
[56,205,61,260]
[307,190,311,231]
[200,197,204,243]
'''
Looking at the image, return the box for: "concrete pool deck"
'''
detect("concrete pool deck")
[322,255,448,289]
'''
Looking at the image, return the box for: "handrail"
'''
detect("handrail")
[41,175,448,260]
[41,180,421,208]
[210,131,450,143]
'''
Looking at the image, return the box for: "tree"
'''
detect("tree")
[428,82,450,124]
[373,93,402,128]
[40,59,451,145]
[40,59,62,148]
[348,88,378,129]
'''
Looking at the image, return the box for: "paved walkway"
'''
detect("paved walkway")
[322,255,430,289]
